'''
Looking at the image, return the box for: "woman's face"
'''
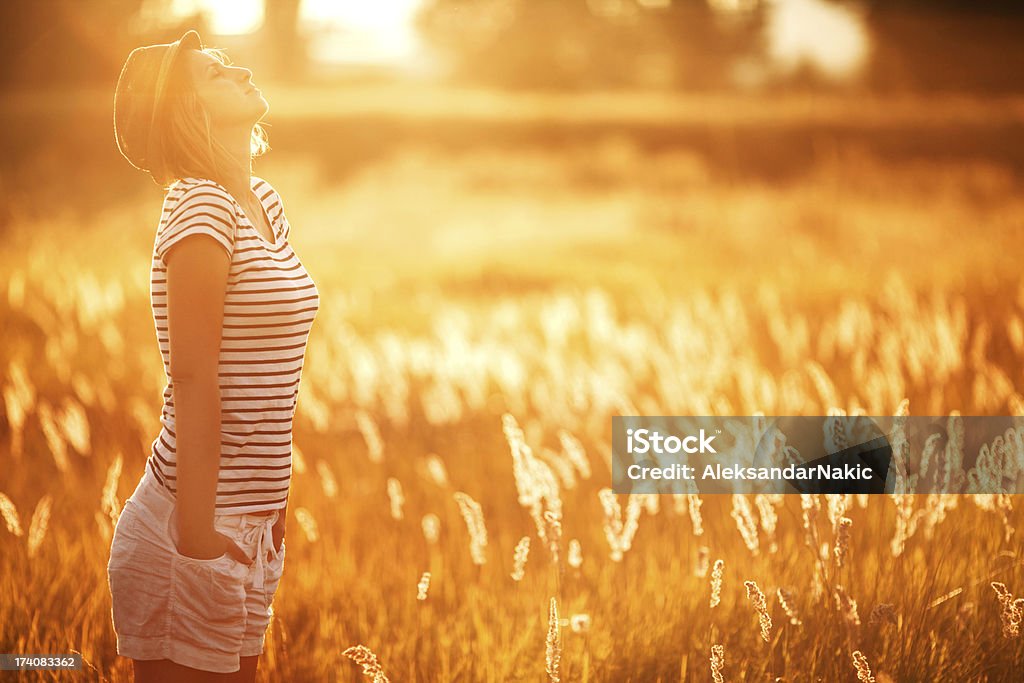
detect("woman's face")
[183,49,268,125]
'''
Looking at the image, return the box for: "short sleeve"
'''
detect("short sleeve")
[155,181,237,267]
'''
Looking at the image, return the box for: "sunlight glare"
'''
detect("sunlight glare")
[169,0,264,35]
[300,0,428,67]
[765,0,870,80]
[165,0,429,68]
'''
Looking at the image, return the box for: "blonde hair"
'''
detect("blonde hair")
[149,47,270,191]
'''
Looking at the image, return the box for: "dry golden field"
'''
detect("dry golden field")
[2,90,1024,681]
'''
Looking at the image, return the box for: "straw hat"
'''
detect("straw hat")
[113,29,204,176]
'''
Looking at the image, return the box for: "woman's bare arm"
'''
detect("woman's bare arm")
[164,235,231,559]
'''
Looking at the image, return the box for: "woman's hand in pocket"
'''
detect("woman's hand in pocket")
[271,512,286,554]
[177,530,251,564]
[219,531,253,564]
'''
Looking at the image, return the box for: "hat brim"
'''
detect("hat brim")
[177,29,204,53]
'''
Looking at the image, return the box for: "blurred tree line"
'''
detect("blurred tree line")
[0,0,1022,93]
[413,0,1024,92]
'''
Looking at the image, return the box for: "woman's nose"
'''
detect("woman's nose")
[232,66,253,83]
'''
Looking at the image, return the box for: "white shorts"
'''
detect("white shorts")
[106,465,287,673]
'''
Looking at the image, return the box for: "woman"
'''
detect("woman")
[107,29,319,681]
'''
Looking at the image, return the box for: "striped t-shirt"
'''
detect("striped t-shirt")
[146,174,319,514]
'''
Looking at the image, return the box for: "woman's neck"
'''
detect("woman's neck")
[216,133,254,202]
[218,168,252,204]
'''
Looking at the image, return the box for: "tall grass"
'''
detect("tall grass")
[1,118,1024,681]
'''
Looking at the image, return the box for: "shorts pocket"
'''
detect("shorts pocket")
[171,541,230,564]
[170,551,249,655]
[167,506,249,648]
[258,538,287,623]
[268,539,286,581]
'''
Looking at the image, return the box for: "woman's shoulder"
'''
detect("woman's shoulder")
[169,175,231,194]
[164,176,237,209]
[167,174,278,198]
[154,177,239,261]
